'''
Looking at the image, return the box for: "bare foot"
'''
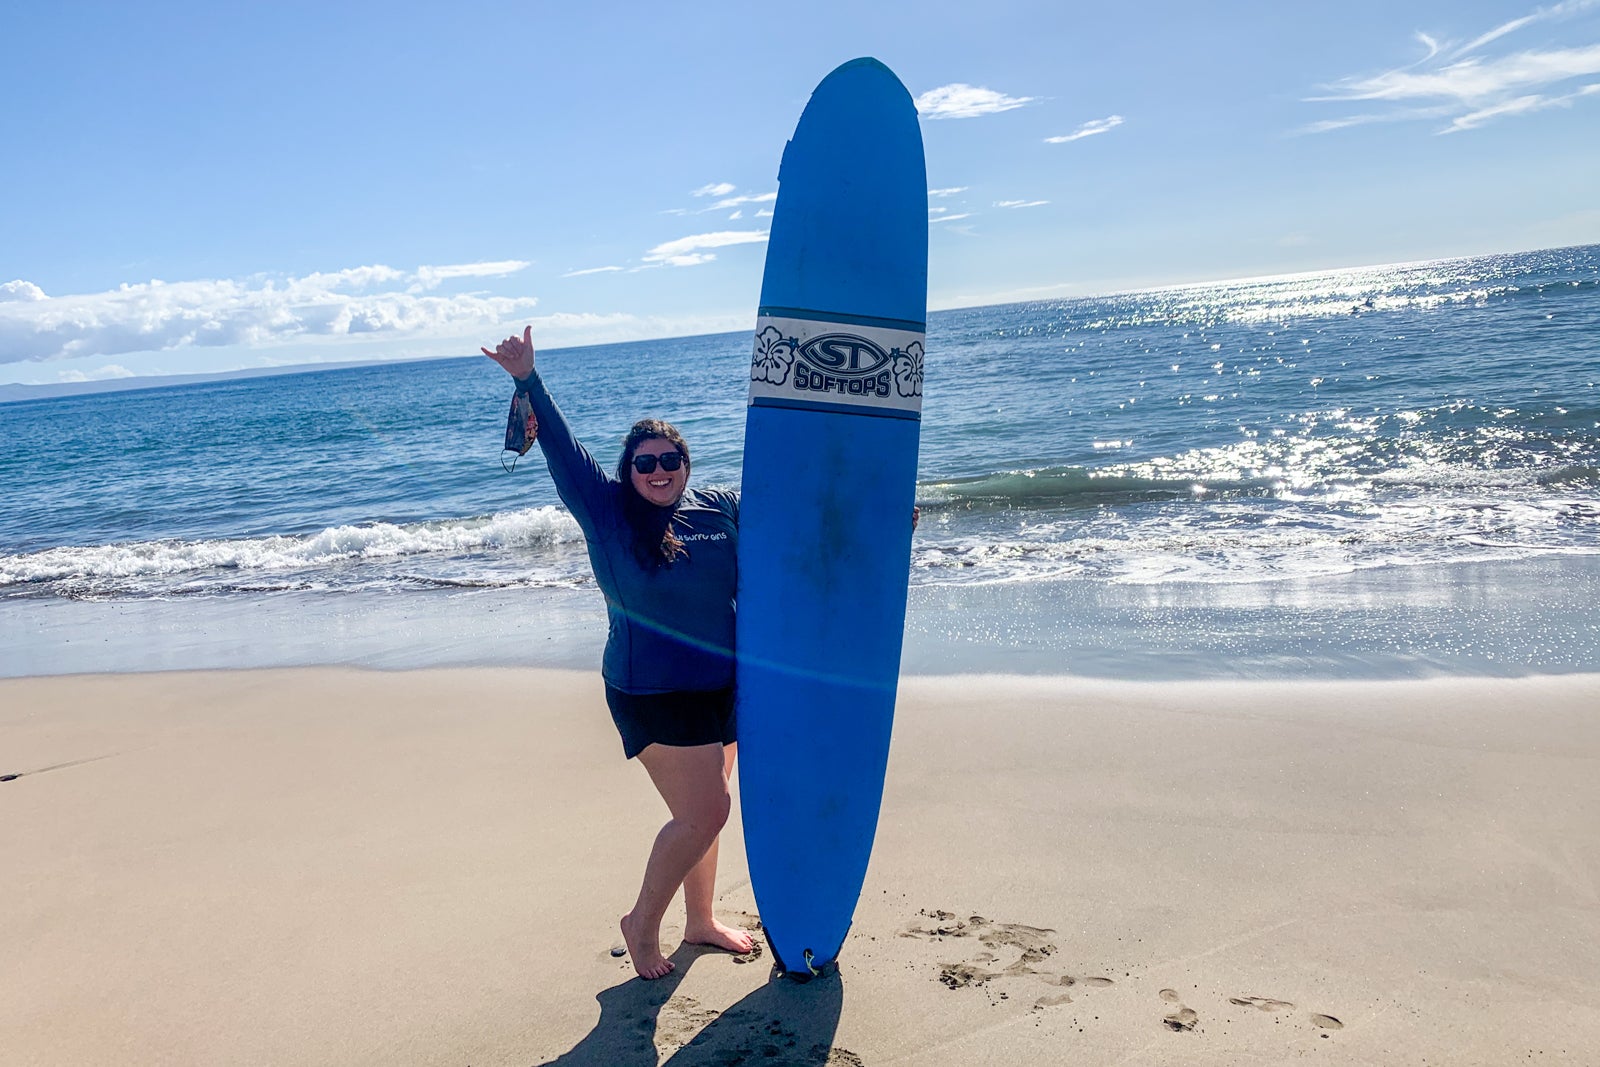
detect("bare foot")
[619,912,674,979]
[685,917,756,955]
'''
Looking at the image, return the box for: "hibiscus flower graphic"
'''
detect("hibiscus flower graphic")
[892,340,924,399]
[751,325,797,386]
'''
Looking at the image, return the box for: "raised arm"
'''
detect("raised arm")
[483,326,616,532]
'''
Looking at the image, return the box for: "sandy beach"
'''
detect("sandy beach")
[4,666,1598,1065]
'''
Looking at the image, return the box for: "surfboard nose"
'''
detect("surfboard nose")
[766,59,928,326]
[817,57,914,100]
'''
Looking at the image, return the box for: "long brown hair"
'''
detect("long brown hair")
[616,419,692,566]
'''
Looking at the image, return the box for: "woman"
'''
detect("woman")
[483,326,754,979]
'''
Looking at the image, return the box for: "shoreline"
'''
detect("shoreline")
[4,552,1598,682]
[4,666,1599,1064]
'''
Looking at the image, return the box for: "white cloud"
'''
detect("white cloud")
[1442,81,1600,131]
[56,364,136,382]
[641,230,769,268]
[755,208,773,218]
[1307,4,1600,133]
[706,191,777,211]
[292,265,407,289]
[0,262,539,364]
[995,199,1049,208]
[914,84,1035,119]
[1045,115,1125,143]
[1445,92,1550,129]
[930,213,974,223]
[411,260,530,289]
[1,280,48,302]
[1297,113,1390,133]
[928,187,968,197]
[562,265,625,278]
[1452,0,1599,57]
[1455,18,1538,56]
[692,182,736,197]
[1293,104,1456,134]
[1318,45,1600,103]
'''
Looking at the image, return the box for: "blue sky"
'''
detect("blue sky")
[3,0,1598,385]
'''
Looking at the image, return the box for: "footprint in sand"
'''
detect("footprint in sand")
[898,908,977,939]
[1229,995,1295,1013]
[737,1018,865,1066]
[659,1007,864,1066]
[1229,995,1342,1032]
[655,995,721,1052]
[1160,988,1200,1032]
[901,909,1113,1010]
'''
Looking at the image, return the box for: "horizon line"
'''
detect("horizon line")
[4,241,1593,397]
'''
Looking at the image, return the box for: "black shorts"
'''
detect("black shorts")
[604,684,737,759]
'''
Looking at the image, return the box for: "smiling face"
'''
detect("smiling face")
[629,436,689,508]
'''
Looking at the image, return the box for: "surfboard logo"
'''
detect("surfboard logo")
[892,341,923,399]
[751,325,798,386]
[797,333,891,376]
[749,316,924,418]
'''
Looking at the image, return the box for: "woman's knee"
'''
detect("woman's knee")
[680,788,731,842]
[640,743,733,839]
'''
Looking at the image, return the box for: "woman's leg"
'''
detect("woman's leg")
[620,741,733,979]
[682,743,755,953]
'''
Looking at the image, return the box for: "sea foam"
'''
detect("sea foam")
[0,506,585,598]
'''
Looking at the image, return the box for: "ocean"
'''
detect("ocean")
[4,246,1598,679]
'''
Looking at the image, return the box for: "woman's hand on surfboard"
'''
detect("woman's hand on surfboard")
[482,325,536,379]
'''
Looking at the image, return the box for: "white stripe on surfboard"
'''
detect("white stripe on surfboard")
[748,315,924,417]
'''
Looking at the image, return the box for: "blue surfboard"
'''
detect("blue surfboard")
[736,57,927,976]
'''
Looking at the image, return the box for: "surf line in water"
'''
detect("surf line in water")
[0,507,589,597]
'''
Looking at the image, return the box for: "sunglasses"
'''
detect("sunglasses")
[632,451,684,474]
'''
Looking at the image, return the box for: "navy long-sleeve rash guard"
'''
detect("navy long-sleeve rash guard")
[515,369,738,694]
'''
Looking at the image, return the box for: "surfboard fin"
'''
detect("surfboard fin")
[768,943,841,983]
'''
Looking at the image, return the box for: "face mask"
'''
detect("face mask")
[502,391,537,472]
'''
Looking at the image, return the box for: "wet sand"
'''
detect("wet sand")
[8,554,1599,682]
[3,667,1598,1065]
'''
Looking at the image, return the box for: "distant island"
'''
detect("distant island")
[0,357,431,404]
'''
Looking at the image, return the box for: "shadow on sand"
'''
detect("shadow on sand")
[537,944,847,1066]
